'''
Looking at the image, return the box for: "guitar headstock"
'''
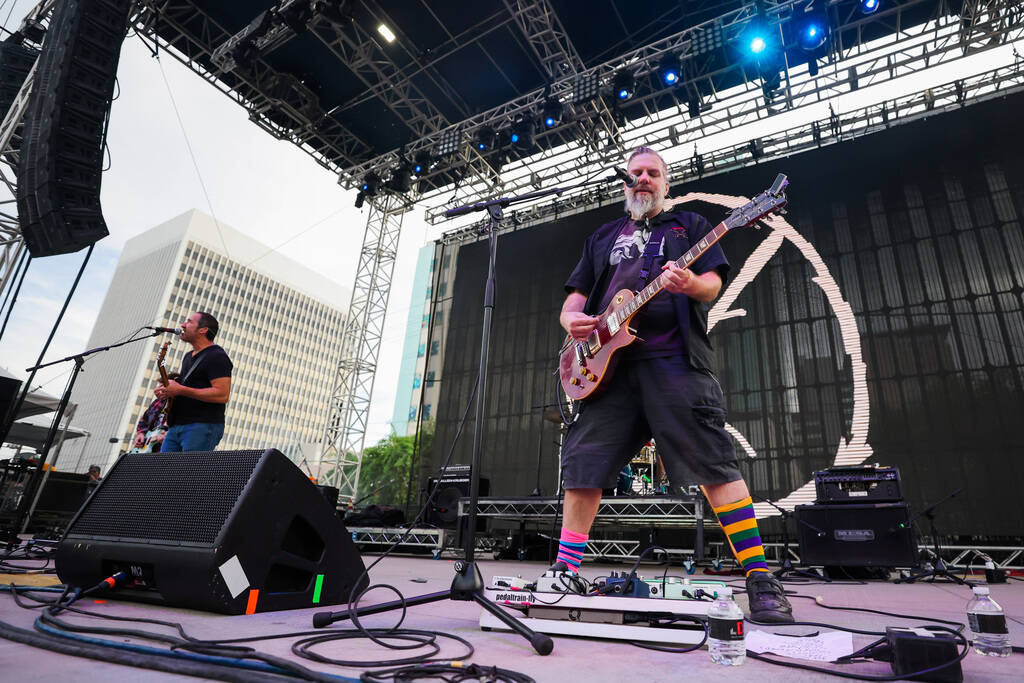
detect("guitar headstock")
[724,174,789,230]
[157,340,170,368]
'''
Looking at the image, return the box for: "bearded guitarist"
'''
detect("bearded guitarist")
[552,146,794,625]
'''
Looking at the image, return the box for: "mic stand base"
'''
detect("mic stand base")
[312,560,553,655]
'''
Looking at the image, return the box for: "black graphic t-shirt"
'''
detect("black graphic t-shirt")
[565,209,730,369]
[173,344,233,425]
[599,222,682,359]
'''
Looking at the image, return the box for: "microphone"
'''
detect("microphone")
[613,167,639,188]
[147,326,181,334]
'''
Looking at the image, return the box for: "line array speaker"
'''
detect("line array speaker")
[16,0,132,258]
[55,449,369,614]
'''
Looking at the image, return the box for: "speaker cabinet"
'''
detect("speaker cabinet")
[17,0,131,257]
[795,503,917,568]
[55,449,368,614]
[425,466,489,528]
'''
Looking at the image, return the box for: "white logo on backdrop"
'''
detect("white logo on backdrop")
[669,192,873,518]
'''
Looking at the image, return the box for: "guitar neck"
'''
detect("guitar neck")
[625,221,730,313]
[158,366,170,387]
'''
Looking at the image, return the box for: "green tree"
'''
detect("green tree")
[357,424,433,508]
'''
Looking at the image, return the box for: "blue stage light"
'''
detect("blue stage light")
[657,54,680,88]
[861,0,880,13]
[749,36,767,54]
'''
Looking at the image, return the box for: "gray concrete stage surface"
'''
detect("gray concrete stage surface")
[1,554,1021,682]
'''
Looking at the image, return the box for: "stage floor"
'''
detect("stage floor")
[1,554,1020,682]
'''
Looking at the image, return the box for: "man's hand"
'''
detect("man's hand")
[661,262,698,295]
[154,380,185,399]
[660,263,723,302]
[132,432,145,448]
[561,311,599,341]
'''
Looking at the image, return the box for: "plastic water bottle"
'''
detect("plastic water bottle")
[966,586,1011,657]
[708,586,746,665]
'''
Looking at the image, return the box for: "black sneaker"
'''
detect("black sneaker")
[745,571,794,623]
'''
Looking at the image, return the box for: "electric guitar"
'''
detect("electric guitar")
[128,341,174,453]
[559,174,790,401]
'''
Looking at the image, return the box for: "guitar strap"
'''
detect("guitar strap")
[180,348,208,384]
[635,221,668,291]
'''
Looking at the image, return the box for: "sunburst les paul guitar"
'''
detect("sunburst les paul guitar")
[559,174,790,401]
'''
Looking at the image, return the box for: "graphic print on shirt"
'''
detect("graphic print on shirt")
[608,227,664,266]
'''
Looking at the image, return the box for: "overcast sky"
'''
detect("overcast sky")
[0,2,434,448]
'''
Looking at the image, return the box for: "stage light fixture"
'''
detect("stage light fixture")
[793,7,829,52]
[541,99,563,128]
[354,191,365,208]
[387,164,412,193]
[749,35,767,54]
[860,0,880,14]
[510,117,535,150]
[612,70,635,101]
[687,92,701,119]
[436,127,462,156]
[658,53,681,86]
[474,126,496,152]
[572,72,600,104]
[412,150,432,176]
[360,172,380,195]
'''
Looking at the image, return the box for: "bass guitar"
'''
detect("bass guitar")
[559,174,790,401]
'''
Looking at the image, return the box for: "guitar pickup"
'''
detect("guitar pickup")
[574,343,587,366]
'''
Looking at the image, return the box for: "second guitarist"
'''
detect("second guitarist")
[554,146,794,625]
[131,372,179,452]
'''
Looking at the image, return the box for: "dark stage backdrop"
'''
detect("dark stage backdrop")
[429,93,1024,539]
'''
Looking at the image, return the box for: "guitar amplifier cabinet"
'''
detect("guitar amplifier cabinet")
[813,465,903,504]
[795,503,917,568]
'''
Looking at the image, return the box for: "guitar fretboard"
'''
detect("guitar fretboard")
[611,222,730,322]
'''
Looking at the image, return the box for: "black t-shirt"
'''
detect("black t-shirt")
[565,210,730,365]
[172,344,232,425]
[598,222,683,359]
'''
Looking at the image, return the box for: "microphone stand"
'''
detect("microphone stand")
[894,488,966,585]
[753,495,827,581]
[7,329,167,536]
[311,172,625,654]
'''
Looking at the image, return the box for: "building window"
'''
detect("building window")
[423,404,432,420]
[408,406,417,421]
[413,375,421,389]
[426,371,435,386]
[417,343,426,358]
[430,341,440,356]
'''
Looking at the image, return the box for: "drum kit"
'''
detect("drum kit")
[537,396,669,497]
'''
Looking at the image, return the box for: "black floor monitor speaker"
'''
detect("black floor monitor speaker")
[55,449,368,614]
[795,503,917,568]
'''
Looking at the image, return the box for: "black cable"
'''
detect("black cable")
[786,593,967,629]
[0,248,30,342]
[360,662,535,683]
[746,625,970,681]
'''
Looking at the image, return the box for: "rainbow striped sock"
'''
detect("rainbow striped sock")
[555,528,588,574]
[713,496,770,576]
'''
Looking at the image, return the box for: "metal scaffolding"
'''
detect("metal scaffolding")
[317,193,404,501]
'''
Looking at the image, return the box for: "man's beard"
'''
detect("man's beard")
[624,190,661,220]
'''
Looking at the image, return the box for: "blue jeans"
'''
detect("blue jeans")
[161,422,225,453]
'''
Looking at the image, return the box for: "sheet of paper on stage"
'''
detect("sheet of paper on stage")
[746,629,854,661]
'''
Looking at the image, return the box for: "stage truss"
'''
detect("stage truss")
[1,0,1022,507]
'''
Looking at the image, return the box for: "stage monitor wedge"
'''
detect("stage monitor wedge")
[55,449,368,615]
